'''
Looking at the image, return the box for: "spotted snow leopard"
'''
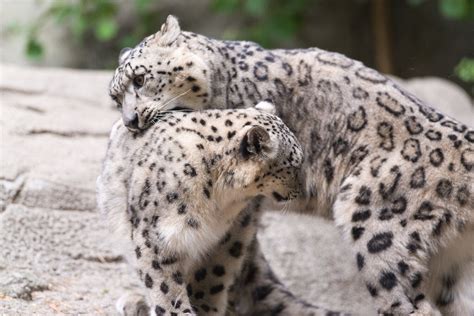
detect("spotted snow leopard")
[108,15,474,316]
[98,103,349,315]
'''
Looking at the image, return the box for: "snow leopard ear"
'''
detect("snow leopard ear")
[240,126,273,160]
[254,100,276,115]
[155,15,181,46]
[118,47,132,64]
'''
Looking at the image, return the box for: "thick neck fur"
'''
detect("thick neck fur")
[180,31,365,216]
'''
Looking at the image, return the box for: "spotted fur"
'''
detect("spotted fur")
[98,104,346,315]
[108,15,474,316]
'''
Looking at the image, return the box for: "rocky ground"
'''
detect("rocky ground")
[0,64,472,315]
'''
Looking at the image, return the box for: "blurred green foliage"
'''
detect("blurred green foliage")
[212,0,309,47]
[436,0,474,83]
[455,58,474,82]
[212,0,474,84]
[439,0,474,19]
[25,0,160,60]
[20,0,474,85]
[408,0,474,18]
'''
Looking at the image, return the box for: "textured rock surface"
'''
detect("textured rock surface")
[394,76,474,126]
[0,64,472,315]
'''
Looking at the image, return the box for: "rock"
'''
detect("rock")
[259,213,375,314]
[0,269,50,301]
[0,64,119,211]
[393,76,474,125]
[0,204,138,314]
[0,64,129,314]
[0,63,471,315]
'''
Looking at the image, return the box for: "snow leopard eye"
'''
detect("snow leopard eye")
[133,75,145,88]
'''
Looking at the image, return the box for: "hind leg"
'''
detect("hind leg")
[333,182,449,315]
[427,226,474,316]
[336,214,440,315]
[230,231,349,316]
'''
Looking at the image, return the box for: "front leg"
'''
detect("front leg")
[132,225,195,316]
[117,198,261,316]
[187,199,263,315]
[116,291,149,316]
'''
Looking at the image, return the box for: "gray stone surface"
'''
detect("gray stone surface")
[394,76,474,126]
[0,64,472,315]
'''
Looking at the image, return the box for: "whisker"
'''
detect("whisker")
[159,109,194,114]
[156,89,192,112]
[147,89,193,125]
[281,200,291,215]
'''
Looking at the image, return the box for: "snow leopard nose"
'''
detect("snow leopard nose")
[123,111,139,130]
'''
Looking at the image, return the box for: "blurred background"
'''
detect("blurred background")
[0,2,473,314]
[1,0,473,95]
